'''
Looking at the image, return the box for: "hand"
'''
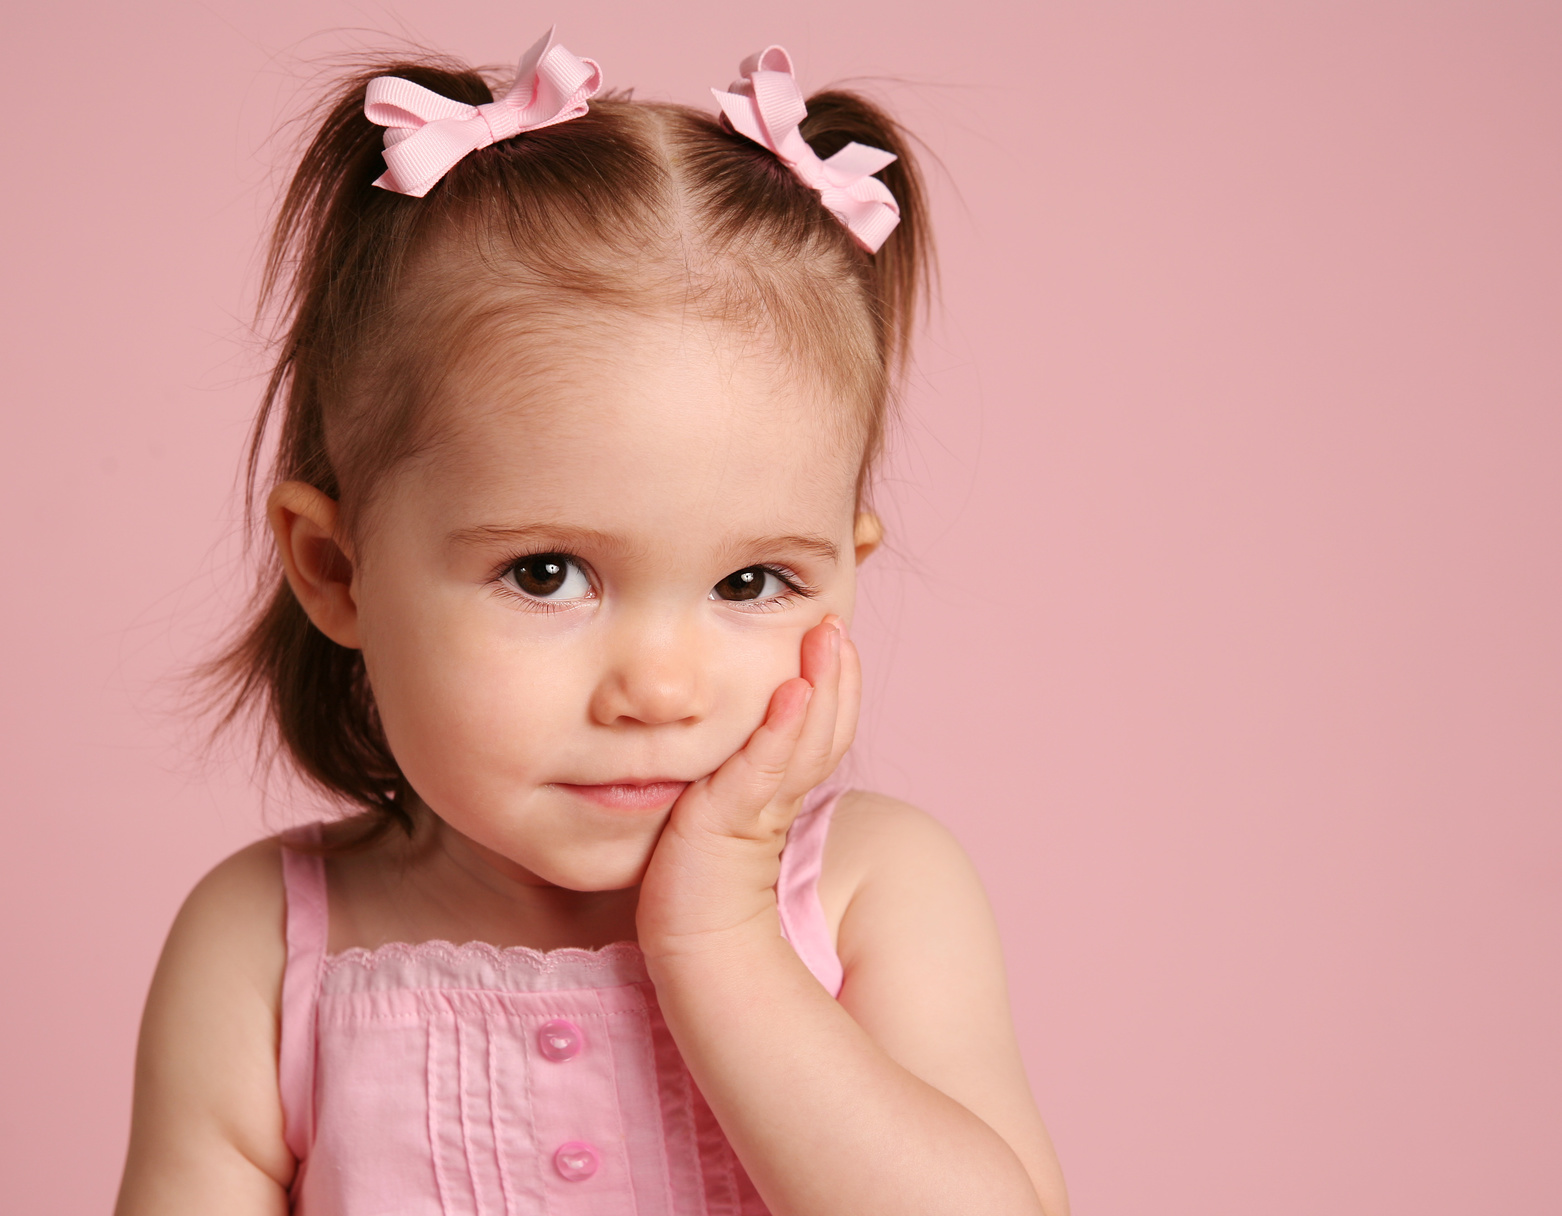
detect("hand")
[636,615,861,959]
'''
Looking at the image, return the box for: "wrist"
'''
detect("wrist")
[637,897,784,971]
[636,815,791,946]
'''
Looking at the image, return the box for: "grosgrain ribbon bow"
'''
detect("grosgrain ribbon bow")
[365,28,602,198]
[711,47,900,253]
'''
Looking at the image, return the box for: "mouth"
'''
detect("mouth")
[550,780,690,811]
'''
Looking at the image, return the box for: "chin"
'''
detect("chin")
[501,824,660,893]
[539,850,654,893]
[424,781,668,892]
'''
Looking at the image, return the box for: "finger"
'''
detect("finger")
[786,616,844,790]
[697,676,813,827]
[828,631,862,768]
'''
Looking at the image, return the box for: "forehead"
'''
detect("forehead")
[398,313,863,544]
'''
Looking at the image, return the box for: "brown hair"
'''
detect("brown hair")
[213,52,933,832]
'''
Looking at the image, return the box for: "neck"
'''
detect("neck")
[336,800,643,953]
[434,813,642,942]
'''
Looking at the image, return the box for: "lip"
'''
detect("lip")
[551,780,689,811]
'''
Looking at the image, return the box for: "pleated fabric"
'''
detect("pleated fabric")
[280,785,845,1215]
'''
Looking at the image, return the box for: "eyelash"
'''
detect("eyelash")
[724,564,818,612]
[487,552,818,613]
[489,552,594,614]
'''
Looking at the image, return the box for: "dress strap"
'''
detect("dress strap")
[277,823,328,1163]
[776,781,847,997]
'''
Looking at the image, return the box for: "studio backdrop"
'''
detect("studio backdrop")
[2,2,1557,1212]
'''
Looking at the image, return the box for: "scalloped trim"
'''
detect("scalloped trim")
[323,937,644,976]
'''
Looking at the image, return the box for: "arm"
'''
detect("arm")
[638,619,1067,1216]
[114,840,294,1216]
[828,792,1069,1213]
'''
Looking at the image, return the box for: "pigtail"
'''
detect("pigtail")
[255,58,495,506]
[799,90,934,380]
[209,59,498,835]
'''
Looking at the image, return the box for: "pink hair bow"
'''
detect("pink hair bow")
[364,28,602,198]
[712,47,900,253]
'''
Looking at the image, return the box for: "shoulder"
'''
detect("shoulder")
[825,788,967,861]
[173,835,288,937]
[159,837,290,998]
[143,833,291,1086]
[820,789,980,916]
[819,789,992,970]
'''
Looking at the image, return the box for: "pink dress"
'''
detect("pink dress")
[279,784,846,1215]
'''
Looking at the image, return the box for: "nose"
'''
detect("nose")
[587,616,710,728]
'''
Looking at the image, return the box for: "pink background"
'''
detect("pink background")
[3,2,1558,1211]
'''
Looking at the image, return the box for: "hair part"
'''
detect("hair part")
[211,53,934,828]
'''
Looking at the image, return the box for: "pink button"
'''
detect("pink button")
[538,1018,583,1062]
[554,1140,599,1182]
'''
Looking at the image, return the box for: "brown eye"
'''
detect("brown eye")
[714,566,781,602]
[505,554,589,600]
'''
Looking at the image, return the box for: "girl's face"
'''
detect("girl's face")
[347,315,869,891]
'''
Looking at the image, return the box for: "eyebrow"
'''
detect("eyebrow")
[764,534,841,563]
[446,523,634,555]
[446,524,840,565]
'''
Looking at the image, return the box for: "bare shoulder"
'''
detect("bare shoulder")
[168,836,288,961]
[116,838,293,1215]
[819,789,985,954]
[153,837,290,1022]
[827,787,959,852]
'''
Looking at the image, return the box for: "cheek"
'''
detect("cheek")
[354,560,839,809]
[357,583,586,796]
[704,618,814,740]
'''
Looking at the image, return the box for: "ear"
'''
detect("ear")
[267,481,361,649]
[853,511,883,565]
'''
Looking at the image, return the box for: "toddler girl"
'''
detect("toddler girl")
[115,28,1068,1216]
